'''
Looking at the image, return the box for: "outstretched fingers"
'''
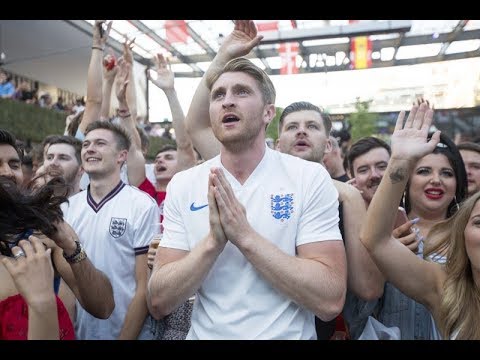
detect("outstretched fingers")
[427,130,441,150]
[420,106,435,133]
[105,21,113,39]
[412,102,428,129]
[394,110,406,131]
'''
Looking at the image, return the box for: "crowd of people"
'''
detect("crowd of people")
[1,68,84,114]
[1,20,480,340]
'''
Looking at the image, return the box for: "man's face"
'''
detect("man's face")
[209,71,273,149]
[81,129,127,177]
[154,150,178,183]
[44,143,83,186]
[0,144,23,186]
[276,110,331,163]
[460,149,480,197]
[351,147,390,204]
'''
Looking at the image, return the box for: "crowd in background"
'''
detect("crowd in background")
[2,20,480,341]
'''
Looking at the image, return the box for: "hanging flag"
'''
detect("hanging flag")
[256,21,279,32]
[350,36,372,69]
[279,42,299,75]
[165,20,189,44]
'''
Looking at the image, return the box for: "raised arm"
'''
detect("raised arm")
[99,49,118,120]
[360,102,445,311]
[49,221,115,319]
[114,57,146,187]
[185,20,263,160]
[148,53,196,171]
[334,180,385,300]
[123,38,138,124]
[79,20,112,134]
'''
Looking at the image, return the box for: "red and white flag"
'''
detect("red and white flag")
[256,21,279,33]
[279,42,299,75]
[165,20,189,44]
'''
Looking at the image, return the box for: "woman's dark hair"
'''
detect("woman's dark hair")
[403,132,468,218]
[0,176,69,257]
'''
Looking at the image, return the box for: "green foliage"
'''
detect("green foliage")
[266,107,284,141]
[0,98,176,160]
[349,98,378,142]
[146,136,176,160]
[0,98,65,142]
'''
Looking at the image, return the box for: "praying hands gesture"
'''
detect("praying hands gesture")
[208,169,228,249]
[209,168,254,246]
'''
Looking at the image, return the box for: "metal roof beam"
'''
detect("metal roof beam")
[260,20,412,45]
[392,33,405,66]
[129,20,203,74]
[64,20,150,66]
[185,22,216,59]
[438,20,469,60]
[168,29,480,66]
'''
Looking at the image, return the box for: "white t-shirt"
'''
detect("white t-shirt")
[62,181,160,339]
[161,146,342,339]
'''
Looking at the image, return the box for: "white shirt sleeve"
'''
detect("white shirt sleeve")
[296,166,342,246]
[160,175,191,251]
[132,197,160,253]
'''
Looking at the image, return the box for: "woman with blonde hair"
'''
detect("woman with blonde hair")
[361,102,480,339]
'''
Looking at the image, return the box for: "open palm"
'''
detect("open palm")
[390,102,439,161]
[219,20,263,60]
[149,53,174,90]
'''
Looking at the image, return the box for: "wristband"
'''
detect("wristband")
[63,240,87,264]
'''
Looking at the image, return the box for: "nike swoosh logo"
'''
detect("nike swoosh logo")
[190,203,208,211]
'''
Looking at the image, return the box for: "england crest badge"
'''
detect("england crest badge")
[109,217,127,238]
[271,193,294,222]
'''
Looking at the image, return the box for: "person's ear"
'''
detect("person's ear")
[324,138,333,154]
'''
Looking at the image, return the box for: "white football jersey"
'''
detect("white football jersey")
[161,146,342,339]
[63,181,159,339]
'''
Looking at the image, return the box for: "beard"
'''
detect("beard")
[45,165,77,186]
[282,143,325,164]
[213,122,264,153]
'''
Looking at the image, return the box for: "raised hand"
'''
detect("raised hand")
[122,37,135,64]
[147,53,174,91]
[390,102,439,162]
[103,48,118,82]
[217,20,263,62]
[115,58,131,104]
[93,20,112,49]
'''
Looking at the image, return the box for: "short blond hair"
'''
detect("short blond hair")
[207,57,276,105]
